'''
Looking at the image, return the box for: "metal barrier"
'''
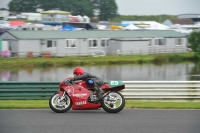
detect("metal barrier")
[122,81,200,100]
[0,82,59,100]
[0,81,200,100]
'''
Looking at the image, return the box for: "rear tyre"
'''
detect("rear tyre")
[49,92,72,113]
[101,92,125,113]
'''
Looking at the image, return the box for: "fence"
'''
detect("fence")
[0,48,188,58]
[110,48,187,56]
[0,81,200,100]
[0,82,58,100]
[122,81,200,100]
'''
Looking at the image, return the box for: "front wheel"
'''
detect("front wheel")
[101,92,125,113]
[49,92,72,113]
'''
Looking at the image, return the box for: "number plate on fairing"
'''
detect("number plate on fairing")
[109,81,124,88]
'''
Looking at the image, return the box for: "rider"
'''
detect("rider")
[70,67,105,100]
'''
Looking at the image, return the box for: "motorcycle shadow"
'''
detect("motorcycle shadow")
[68,110,106,114]
[48,108,114,114]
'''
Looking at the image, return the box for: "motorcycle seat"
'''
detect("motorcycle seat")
[103,81,109,84]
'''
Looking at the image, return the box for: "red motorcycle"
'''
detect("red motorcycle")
[49,78,126,113]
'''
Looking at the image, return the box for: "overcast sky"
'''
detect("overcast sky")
[1,0,200,15]
[116,0,200,15]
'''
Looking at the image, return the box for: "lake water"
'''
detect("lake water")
[1,62,200,81]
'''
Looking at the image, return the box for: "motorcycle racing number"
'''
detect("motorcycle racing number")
[111,81,118,85]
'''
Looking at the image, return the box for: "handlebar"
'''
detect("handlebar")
[64,79,78,85]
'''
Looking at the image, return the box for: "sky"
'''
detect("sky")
[0,0,200,15]
[115,0,200,15]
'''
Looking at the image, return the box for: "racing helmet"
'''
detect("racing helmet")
[73,67,84,76]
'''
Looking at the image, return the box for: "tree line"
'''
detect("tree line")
[7,0,178,22]
[8,0,118,21]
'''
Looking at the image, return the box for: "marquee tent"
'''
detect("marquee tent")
[145,23,169,30]
[123,23,140,30]
[9,20,26,26]
[59,24,75,31]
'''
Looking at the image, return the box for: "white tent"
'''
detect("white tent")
[0,21,10,28]
[174,29,193,34]
[35,24,45,28]
[123,23,140,30]
[145,23,169,30]
[97,25,107,30]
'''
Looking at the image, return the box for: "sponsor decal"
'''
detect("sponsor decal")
[72,93,87,97]
[65,86,74,96]
[75,101,87,106]
[77,85,85,89]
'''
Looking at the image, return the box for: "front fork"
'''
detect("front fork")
[59,91,65,101]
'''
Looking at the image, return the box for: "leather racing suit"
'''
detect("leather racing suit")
[73,72,104,99]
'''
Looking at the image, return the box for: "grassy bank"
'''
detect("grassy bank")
[0,53,196,68]
[0,100,200,109]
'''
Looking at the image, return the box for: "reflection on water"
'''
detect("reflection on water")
[189,63,200,80]
[0,72,11,81]
[0,63,199,81]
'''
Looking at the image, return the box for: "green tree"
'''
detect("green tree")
[188,31,200,56]
[89,0,118,21]
[8,0,38,12]
[63,0,93,17]
[8,0,93,17]
[0,8,9,10]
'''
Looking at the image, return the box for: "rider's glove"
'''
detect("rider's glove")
[64,77,74,84]
[64,80,70,84]
[69,77,74,81]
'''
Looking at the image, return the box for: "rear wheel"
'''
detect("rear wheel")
[101,92,125,113]
[49,92,72,113]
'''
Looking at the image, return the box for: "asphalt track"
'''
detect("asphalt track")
[0,109,200,133]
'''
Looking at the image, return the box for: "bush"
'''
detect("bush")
[152,55,168,64]
[188,31,200,55]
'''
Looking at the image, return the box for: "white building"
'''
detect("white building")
[178,14,200,24]
[21,13,41,21]
[0,30,187,57]
[0,10,9,19]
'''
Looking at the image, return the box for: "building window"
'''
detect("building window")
[54,41,57,47]
[158,39,166,45]
[107,40,109,46]
[47,40,53,47]
[47,40,57,48]
[155,39,166,46]
[101,39,109,47]
[176,38,182,46]
[149,39,152,46]
[66,39,76,48]
[89,39,98,47]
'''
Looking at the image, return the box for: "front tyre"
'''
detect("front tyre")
[49,92,72,113]
[101,92,125,113]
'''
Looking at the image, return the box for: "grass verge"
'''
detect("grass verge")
[0,53,196,68]
[0,100,200,109]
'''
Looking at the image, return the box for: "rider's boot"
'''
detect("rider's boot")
[97,89,104,100]
[94,86,104,101]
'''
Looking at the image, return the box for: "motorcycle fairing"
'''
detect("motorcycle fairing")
[101,81,125,92]
[63,84,101,110]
